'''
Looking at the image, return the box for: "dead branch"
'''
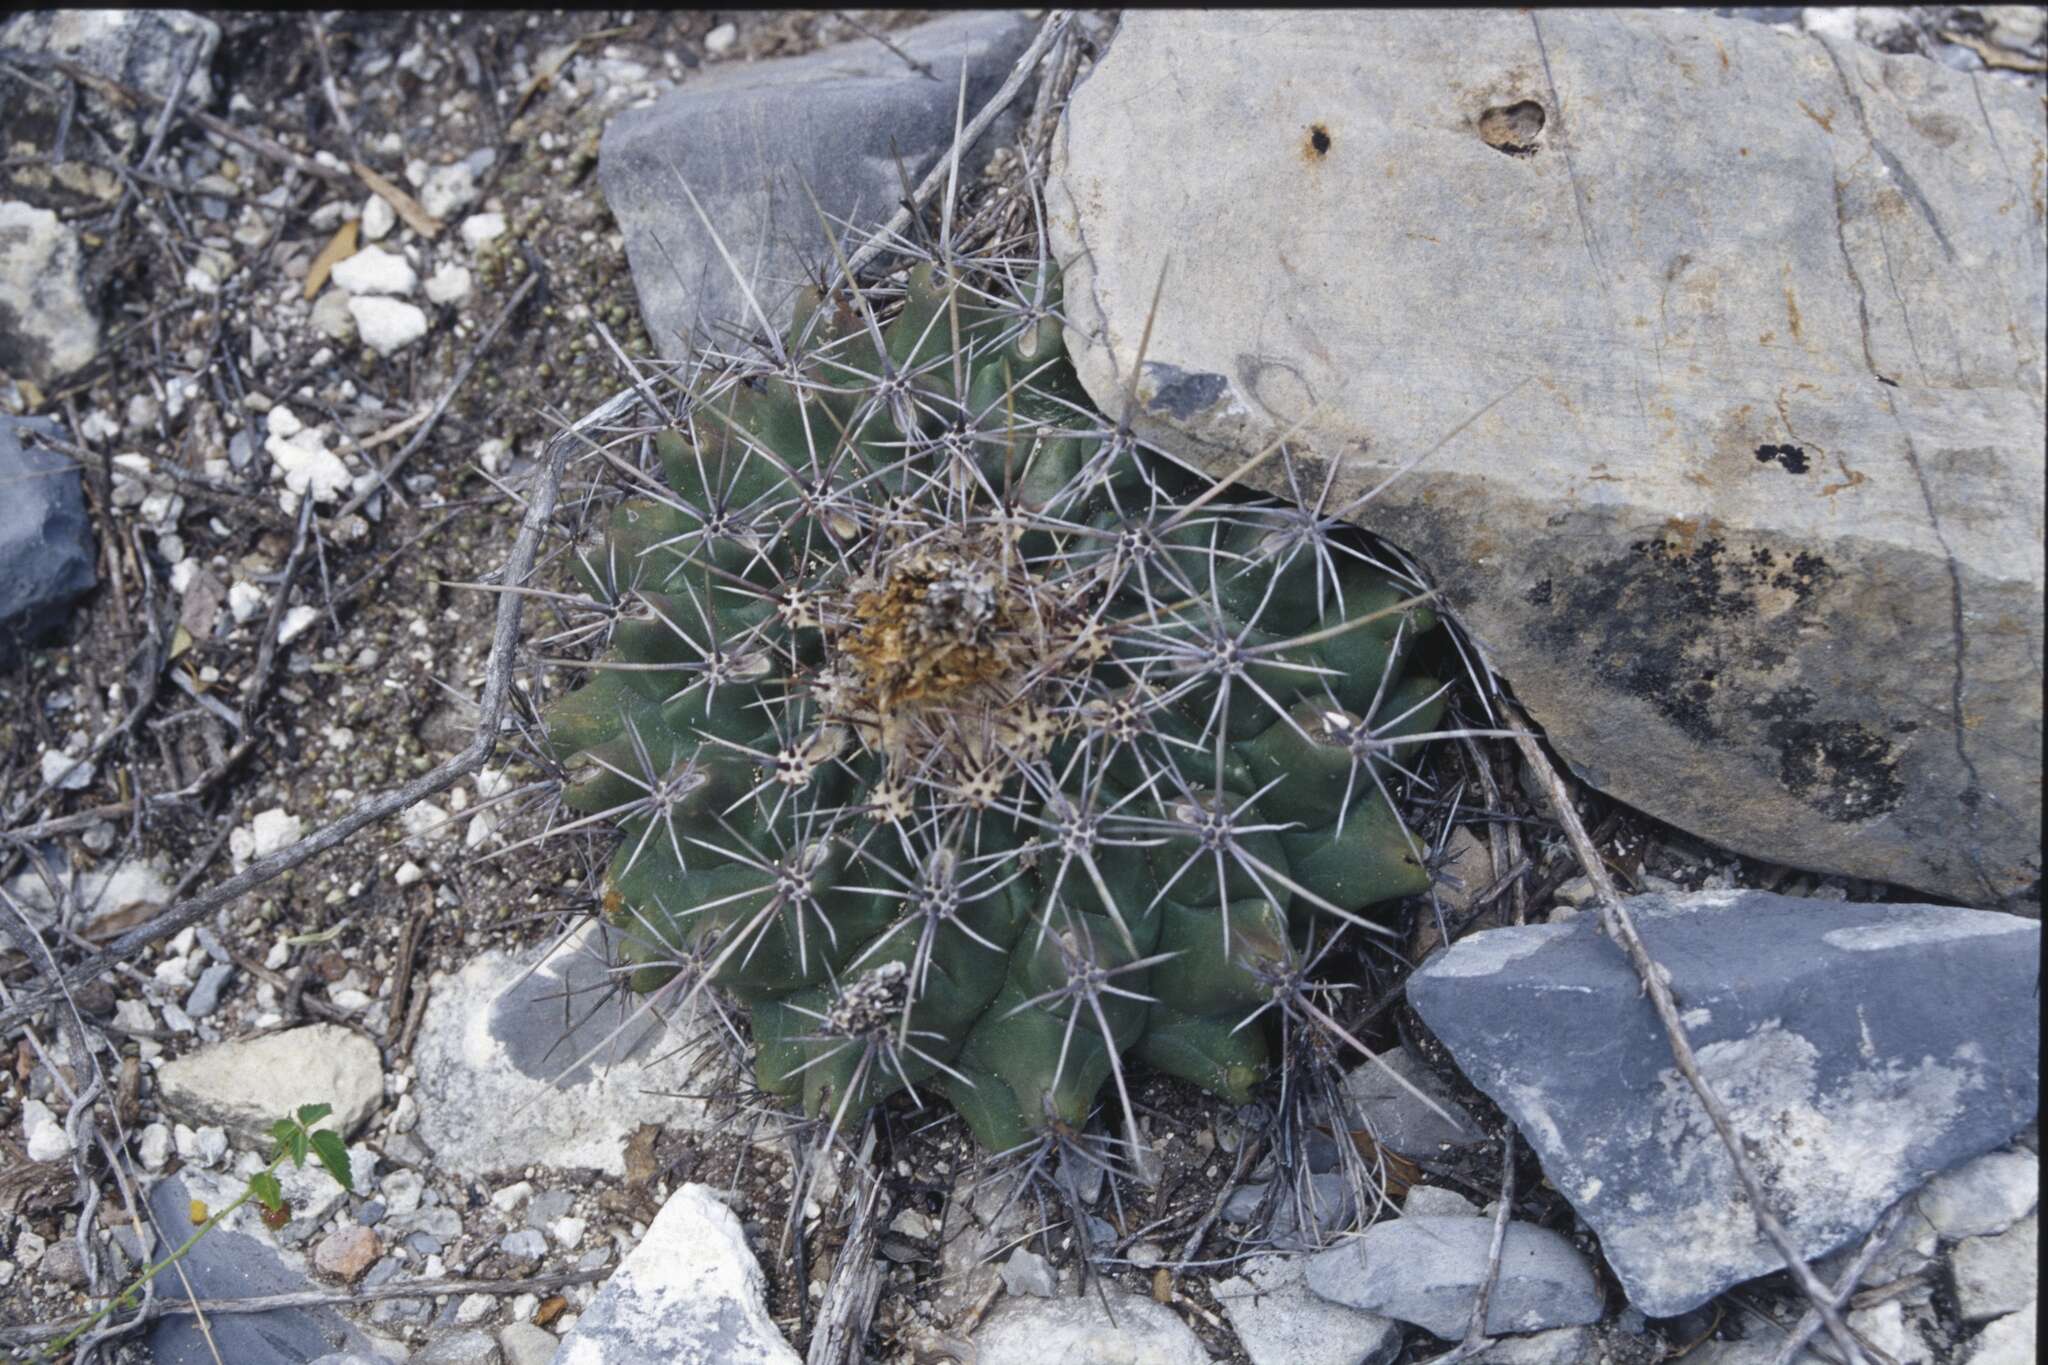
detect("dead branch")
[807,1124,886,1365]
[1,1266,613,1348]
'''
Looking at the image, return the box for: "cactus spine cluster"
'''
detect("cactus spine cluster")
[543,247,1448,1154]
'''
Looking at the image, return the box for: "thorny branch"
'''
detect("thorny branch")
[1505,701,1871,1365]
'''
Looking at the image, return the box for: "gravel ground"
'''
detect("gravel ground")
[1,8,2034,1363]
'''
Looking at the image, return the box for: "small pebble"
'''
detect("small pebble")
[361,193,397,242]
[349,296,430,356]
[314,1225,380,1283]
[330,245,418,296]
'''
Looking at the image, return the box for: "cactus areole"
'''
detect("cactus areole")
[544,260,1447,1153]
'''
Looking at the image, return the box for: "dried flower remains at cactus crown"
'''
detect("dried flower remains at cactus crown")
[542,251,1451,1155]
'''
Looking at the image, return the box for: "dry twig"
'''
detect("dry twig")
[1503,701,1870,1365]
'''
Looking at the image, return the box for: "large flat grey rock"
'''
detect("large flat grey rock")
[1406,890,2041,1316]
[600,11,1036,358]
[1048,9,2045,904]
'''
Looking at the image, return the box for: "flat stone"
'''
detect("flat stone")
[0,10,218,107]
[1048,9,2045,905]
[416,1329,504,1365]
[1340,1046,1481,1157]
[0,414,95,664]
[2,851,167,937]
[600,10,1036,359]
[1403,1186,1482,1219]
[1214,1252,1402,1365]
[314,1225,380,1283]
[972,1290,1213,1365]
[1406,891,2041,1315]
[1,201,101,389]
[1303,1215,1603,1339]
[1468,1327,1604,1364]
[1916,1147,2038,1239]
[499,1321,561,1365]
[156,1023,383,1145]
[556,1183,797,1364]
[145,1173,380,1363]
[410,920,711,1178]
[1000,1247,1058,1297]
[1963,1300,2037,1364]
[1951,1212,2038,1322]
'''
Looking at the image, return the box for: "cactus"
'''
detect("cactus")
[541,251,1449,1155]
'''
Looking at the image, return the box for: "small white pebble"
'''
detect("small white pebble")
[228,581,267,623]
[424,262,472,305]
[361,193,397,242]
[331,245,418,296]
[277,605,321,646]
[39,750,94,791]
[705,22,737,54]
[349,296,430,356]
[459,212,506,251]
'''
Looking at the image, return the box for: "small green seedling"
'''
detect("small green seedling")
[35,1104,355,1362]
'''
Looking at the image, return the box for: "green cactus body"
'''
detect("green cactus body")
[546,262,1445,1152]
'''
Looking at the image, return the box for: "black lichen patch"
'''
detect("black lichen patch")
[1140,362,1230,421]
[1754,443,1811,474]
[1307,122,1331,157]
[1767,718,1905,822]
[1525,532,1898,821]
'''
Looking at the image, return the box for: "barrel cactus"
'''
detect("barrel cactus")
[542,253,1448,1154]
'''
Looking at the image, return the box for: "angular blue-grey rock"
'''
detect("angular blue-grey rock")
[1302,1215,1604,1339]
[0,415,95,665]
[1406,891,2042,1316]
[599,11,1036,360]
[410,920,710,1177]
[1340,1045,1481,1156]
[555,1183,798,1365]
[1224,1172,1355,1247]
[146,1175,380,1364]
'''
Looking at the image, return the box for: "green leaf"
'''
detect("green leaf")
[248,1172,283,1213]
[295,1103,334,1127]
[309,1130,353,1192]
[267,1118,300,1161]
